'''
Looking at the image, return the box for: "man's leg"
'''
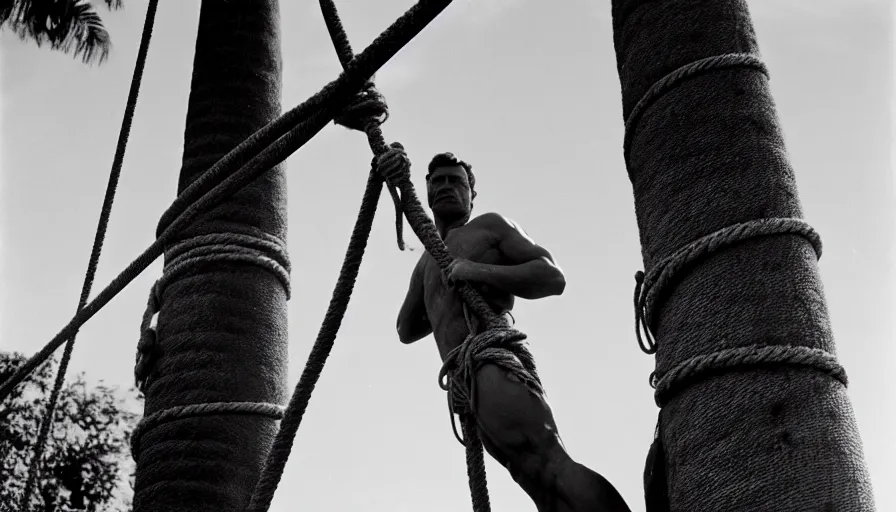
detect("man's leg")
[472,363,631,512]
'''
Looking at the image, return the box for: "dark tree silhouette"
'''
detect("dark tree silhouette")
[0,351,140,511]
[0,0,123,64]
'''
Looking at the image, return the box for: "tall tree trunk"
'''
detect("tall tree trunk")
[611,1,874,511]
[133,1,288,510]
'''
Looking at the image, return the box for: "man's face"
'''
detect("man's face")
[427,165,472,219]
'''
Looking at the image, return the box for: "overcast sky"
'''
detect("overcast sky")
[1,1,893,511]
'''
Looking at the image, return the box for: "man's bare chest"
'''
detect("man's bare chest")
[421,225,502,284]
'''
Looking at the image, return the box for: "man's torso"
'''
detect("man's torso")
[420,214,515,360]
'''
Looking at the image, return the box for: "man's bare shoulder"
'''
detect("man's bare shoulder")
[471,212,511,228]
[470,212,522,234]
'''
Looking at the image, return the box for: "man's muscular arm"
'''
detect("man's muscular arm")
[455,213,566,300]
[397,255,433,344]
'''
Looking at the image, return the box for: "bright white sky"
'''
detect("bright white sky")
[1,1,894,511]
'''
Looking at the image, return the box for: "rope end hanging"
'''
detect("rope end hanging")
[134,282,161,393]
[371,142,412,252]
[634,270,657,355]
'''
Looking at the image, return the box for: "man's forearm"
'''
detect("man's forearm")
[467,259,565,299]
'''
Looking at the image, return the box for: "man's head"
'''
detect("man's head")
[426,152,477,222]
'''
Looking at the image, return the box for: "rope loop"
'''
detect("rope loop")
[633,217,821,355]
[634,270,657,354]
[367,140,414,253]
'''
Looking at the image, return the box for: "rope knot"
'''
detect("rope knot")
[334,80,390,133]
[374,141,412,188]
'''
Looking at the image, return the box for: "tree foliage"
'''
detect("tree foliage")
[0,351,140,511]
[0,0,123,64]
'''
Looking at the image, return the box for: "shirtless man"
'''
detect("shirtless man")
[378,146,630,512]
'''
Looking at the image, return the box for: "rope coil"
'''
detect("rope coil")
[634,217,823,355]
[134,229,291,393]
[631,216,845,405]
[438,325,542,446]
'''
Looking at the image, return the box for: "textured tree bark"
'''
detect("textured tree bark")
[611,1,874,511]
[133,1,288,510]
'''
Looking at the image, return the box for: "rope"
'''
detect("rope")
[133,229,291,393]
[634,217,822,355]
[0,0,454,405]
[461,416,491,512]
[623,53,768,167]
[631,216,845,403]
[19,2,158,509]
[248,2,536,510]
[335,0,544,505]
[130,401,286,461]
[243,1,413,507]
[438,325,543,445]
[436,308,539,511]
[652,344,848,407]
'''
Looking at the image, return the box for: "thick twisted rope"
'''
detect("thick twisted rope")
[320,2,542,510]
[248,3,541,511]
[133,229,291,394]
[129,229,291,464]
[130,401,286,461]
[623,53,847,511]
[245,3,454,510]
[19,2,158,509]
[438,322,543,445]
[652,344,848,407]
[623,53,768,167]
[0,0,454,405]
[634,217,823,355]
[632,216,845,400]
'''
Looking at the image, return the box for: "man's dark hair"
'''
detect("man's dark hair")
[426,152,477,202]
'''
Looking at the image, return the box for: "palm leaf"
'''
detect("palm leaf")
[1,0,123,65]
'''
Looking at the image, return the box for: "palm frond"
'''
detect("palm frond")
[0,0,15,27]
[1,0,115,65]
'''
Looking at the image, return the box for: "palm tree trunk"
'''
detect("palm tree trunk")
[611,1,874,510]
[133,1,288,510]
